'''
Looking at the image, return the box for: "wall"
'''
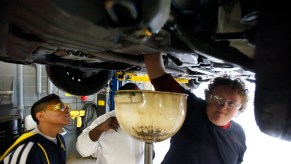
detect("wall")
[0,62,17,116]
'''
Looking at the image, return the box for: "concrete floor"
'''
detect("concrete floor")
[65,139,171,164]
[67,153,96,164]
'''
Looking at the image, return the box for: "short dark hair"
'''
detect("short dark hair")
[31,94,61,124]
[204,76,249,112]
[118,83,141,90]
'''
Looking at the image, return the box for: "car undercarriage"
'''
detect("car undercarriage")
[1,0,291,142]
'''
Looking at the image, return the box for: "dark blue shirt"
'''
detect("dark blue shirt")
[1,132,66,164]
[151,74,246,164]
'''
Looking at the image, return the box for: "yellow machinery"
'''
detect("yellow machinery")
[70,110,85,127]
[116,71,189,83]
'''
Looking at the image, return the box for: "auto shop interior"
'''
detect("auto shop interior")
[0,62,167,164]
[1,62,291,164]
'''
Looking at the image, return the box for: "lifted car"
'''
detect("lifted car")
[1,1,291,142]
[0,0,256,95]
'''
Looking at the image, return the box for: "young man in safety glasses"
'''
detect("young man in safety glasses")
[0,94,71,164]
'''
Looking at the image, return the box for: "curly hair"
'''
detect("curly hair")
[204,76,249,113]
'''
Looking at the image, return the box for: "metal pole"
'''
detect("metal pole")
[109,71,117,111]
[17,64,24,119]
[144,142,153,164]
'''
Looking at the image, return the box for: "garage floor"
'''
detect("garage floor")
[66,139,170,164]
[67,153,95,164]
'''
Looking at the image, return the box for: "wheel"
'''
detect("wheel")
[46,65,113,96]
[254,3,291,141]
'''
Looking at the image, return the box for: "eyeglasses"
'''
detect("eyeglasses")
[208,94,241,109]
[46,103,71,112]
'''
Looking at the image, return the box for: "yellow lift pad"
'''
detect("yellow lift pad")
[116,72,189,83]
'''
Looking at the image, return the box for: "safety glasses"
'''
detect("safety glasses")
[46,103,71,112]
[208,94,241,109]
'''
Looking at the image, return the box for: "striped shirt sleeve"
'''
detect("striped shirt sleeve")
[3,142,35,164]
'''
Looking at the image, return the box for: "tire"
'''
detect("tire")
[46,65,113,96]
[254,3,291,141]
